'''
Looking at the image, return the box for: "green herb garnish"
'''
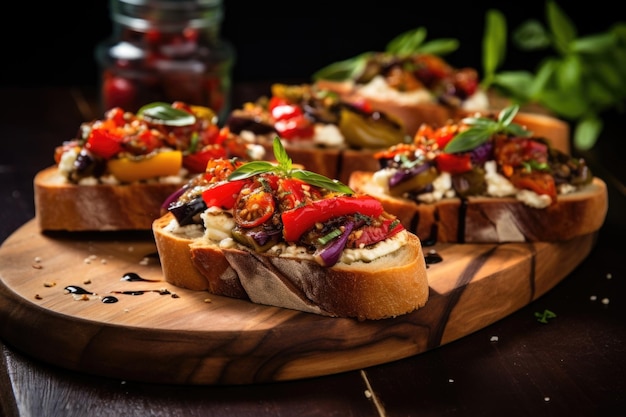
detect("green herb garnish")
[317,229,343,245]
[312,27,459,81]
[137,102,196,127]
[534,309,557,324]
[227,137,355,194]
[444,105,531,154]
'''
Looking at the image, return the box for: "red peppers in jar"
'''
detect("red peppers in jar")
[95,0,235,121]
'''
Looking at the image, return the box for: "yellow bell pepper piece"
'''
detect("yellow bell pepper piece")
[107,150,183,183]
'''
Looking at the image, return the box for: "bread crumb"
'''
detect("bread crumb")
[606,273,612,279]
[43,281,56,287]
[544,396,550,402]
[364,390,372,398]
[204,298,212,303]
[32,264,43,269]
[35,294,42,300]
[83,255,97,264]
[490,336,499,342]
[601,298,610,305]
[34,256,42,263]
[83,279,92,285]
[590,295,597,301]
[448,378,454,383]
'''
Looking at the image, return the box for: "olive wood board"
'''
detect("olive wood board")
[0,219,597,385]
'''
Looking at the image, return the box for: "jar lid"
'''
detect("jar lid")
[110,0,224,32]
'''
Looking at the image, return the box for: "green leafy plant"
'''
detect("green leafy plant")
[228,137,354,194]
[481,1,626,151]
[444,105,530,153]
[312,27,459,82]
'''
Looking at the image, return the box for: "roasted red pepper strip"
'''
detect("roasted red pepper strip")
[201,179,249,209]
[281,195,384,242]
[435,152,472,174]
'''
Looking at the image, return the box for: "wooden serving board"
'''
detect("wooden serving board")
[0,219,597,385]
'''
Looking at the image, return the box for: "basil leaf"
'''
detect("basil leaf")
[272,136,292,171]
[462,116,497,128]
[137,102,196,126]
[417,39,460,56]
[227,161,276,181]
[444,128,493,153]
[386,27,427,55]
[574,116,602,151]
[546,0,577,55]
[482,9,507,80]
[506,123,533,137]
[498,104,519,126]
[312,53,371,81]
[513,19,551,51]
[291,170,354,194]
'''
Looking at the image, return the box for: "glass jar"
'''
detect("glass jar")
[95,0,235,121]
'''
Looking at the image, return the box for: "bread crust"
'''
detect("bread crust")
[34,166,183,231]
[152,213,429,320]
[349,171,608,243]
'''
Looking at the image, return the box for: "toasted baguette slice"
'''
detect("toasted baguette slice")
[252,110,571,186]
[316,80,571,154]
[153,213,429,320]
[34,166,184,231]
[349,171,608,243]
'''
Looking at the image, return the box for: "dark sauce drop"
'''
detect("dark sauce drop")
[121,272,161,282]
[424,250,443,266]
[64,285,94,295]
[102,295,119,303]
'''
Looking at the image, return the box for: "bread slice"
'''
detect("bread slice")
[349,171,608,243]
[152,212,429,320]
[34,166,184,231]
[251,110,571,186]
[315,79,571,154]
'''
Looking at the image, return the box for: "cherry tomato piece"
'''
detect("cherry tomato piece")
[234,183,276,228]
[85,128,124,159]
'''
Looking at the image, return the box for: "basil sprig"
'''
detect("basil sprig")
[444,105,531,154]
[227,137,354,195]
[137,102,197,127]
[312,27,459,81]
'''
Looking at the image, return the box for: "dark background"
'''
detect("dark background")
[1,0,623,88]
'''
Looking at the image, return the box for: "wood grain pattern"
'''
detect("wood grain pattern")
[0,219,598,385]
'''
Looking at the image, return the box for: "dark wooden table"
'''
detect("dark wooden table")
[1,85,625,417]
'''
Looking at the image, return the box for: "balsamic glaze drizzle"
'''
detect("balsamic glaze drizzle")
[64,272,175,304]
